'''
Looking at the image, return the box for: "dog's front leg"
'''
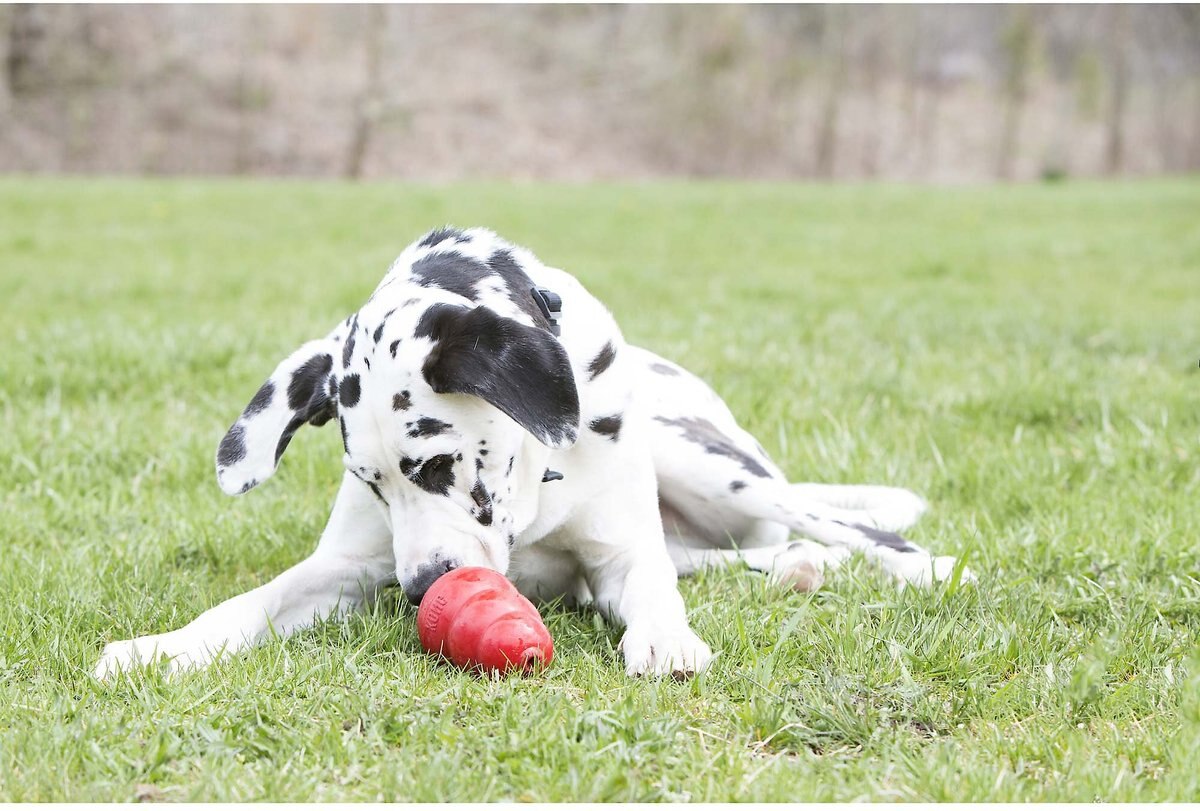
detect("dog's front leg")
[94,473,395,679]
[569,488,713,678]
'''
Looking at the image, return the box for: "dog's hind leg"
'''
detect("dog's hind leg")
[94,473,396,679]
[633,345,969,587]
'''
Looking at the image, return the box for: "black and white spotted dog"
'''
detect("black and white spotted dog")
[95,227,971,679]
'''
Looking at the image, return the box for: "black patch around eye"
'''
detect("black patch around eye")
[417,226,467,248]
[342,315,358,368]
[588,342,617,380]
[650,362,680,376]
[339,373,362,408]
[217,423,247,466]
[413,454,455,495]
[244,381,275,418]
[653,415,772,478]
[287,353,334,411]
[589,414,623,441]
[729,480,747,493]
[389,339,400,358]
[407,416,452,438]
[393,390,411,411]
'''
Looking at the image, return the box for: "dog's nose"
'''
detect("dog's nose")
[402,558,461,604]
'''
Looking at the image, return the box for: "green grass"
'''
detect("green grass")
[1,177,1198,801]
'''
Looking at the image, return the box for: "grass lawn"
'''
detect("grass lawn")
[1,177,1198,801]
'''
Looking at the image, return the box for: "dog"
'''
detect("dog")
[94,226,969,680]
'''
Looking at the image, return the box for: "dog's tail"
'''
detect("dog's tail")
[787,483,927,532]
[732,479,968,587]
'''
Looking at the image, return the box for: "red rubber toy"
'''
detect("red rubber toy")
[416,567,554,674]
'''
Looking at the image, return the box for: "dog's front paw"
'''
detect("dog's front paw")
[93,633,207,680]
[619,623,713,679]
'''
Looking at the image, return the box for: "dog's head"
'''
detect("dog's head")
[214,289,580,602]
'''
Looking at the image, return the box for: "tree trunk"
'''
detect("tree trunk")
[6,4,46,96]
[814,5,846,179]
[345,5,386,179]
[1105,5,1130,174]
[995,6,1034,180]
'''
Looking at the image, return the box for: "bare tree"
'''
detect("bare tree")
[6,4,47,96]
[345,5,387,179]
[995,5,1035,179]
[1104,4,1129,174]
[814,4,846,179]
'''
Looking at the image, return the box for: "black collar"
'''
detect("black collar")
[530,287,562,336]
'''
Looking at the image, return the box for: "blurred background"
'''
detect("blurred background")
[2,3,1198,183]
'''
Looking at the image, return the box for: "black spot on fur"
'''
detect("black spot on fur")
[244,381,275,417]
[838,521,918,553]
[287,354,334,411]
[366,481,386,504]
[409,248,552,331]
[400,457,420,477]
[373,323,385,344]
[393,390,411,411]
[411,454,455,495]
[407,416,452,438]
[650,362,680,376]
[653,416,772,478]
[418,227,467,248]
[339,373,362,408]
[471,480,494,526]
[487,249,553,328]
[506,456,515,475]
[342,315,358,369]
[389,339,401,358]
[588,342,617,380]
[479,448,488,456]
[730,480,747,493]
[217,423,247,466]
[589,414,623,441]
[410,253,493,305]
[339,416,350,452]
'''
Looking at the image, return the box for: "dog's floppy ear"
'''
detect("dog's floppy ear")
[417,304,580,449]
[215,336,342,495]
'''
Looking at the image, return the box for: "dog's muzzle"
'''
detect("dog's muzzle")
[401,557,462,604]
